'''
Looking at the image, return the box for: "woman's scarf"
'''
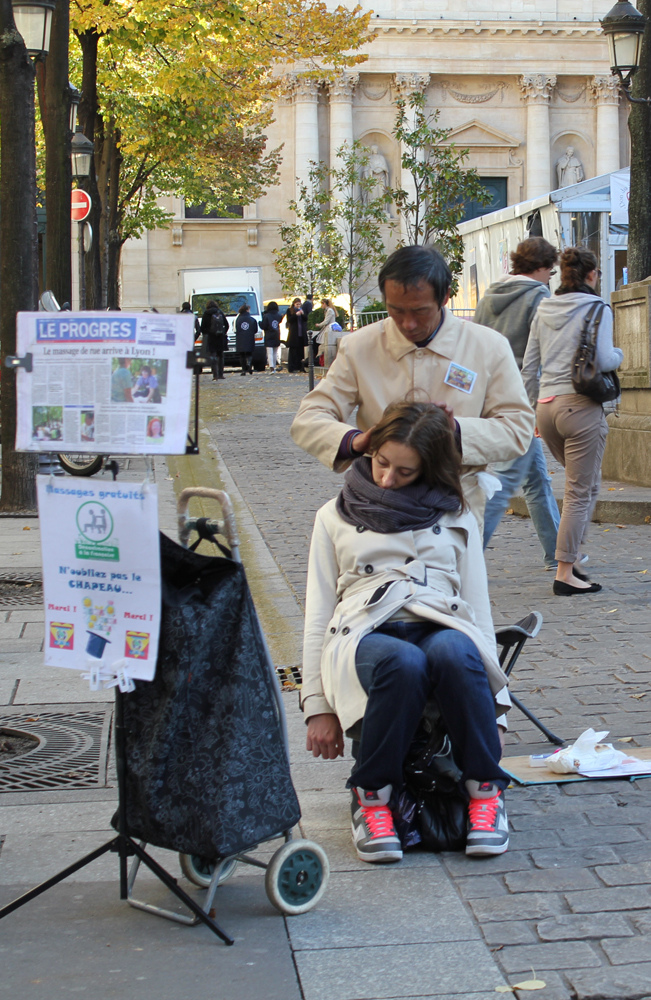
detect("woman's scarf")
[336,456,461,534]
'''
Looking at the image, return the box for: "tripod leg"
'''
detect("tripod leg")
[129,839,234,945]
[510,692,564,746]
[0,838,118,919]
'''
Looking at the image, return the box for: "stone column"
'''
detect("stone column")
[290,75,320,195]
[393,73,430,237]
[327,73,358,174]
[519,75,556,198]
[591,75,621,177]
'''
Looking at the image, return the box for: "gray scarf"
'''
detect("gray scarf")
[336,457,460,534]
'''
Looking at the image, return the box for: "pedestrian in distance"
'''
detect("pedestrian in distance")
[521,246,624,596]
[181,300,201,340]
[303,401,511,863]
[261,300,282,372]
[474,237,561,570]
[285,297,307,373]
[200,300,229,380]
[235,302,258,375]
[314,298,337,368]
[290,244,534,529]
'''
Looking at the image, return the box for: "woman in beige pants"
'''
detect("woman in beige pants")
[522,247,623,596]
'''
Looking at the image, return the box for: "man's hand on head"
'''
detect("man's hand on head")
[350,427,374,455]
[306,713,344,759]
[432,402,455,431]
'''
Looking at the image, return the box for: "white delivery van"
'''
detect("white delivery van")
[180,267,266,370]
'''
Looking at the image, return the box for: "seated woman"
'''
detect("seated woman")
[302,401,511,863]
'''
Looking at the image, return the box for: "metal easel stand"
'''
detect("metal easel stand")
[0,688,234,946]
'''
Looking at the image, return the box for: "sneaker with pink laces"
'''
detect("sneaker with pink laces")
[465,784,509,856]
[351,785,403,863]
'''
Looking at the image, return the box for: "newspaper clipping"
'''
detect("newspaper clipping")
[15,311,194,455]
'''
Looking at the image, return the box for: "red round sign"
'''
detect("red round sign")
[71,190,92,222]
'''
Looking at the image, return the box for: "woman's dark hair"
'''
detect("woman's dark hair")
[369,401,464,507]
[238,302,250,314]
[555,246,599,296]
[206,300,217,309]
[378,246,452,306]
[510,237,558,275]
[267,300,278,311]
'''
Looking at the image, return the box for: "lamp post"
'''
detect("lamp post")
[71,125,94,310]
[602,0,651,282]
[11,0,54,57]
[601,0,650,101]
[68,82,80,133]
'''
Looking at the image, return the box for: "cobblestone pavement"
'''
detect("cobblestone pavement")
[195,370,651,1000]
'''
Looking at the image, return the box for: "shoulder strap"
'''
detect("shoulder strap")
[581,300,606,347]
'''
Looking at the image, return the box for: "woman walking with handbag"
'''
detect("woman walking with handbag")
[522,247,623,596]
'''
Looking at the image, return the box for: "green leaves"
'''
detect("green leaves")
[391,92,491,294]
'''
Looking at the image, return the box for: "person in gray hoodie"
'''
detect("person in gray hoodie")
[475,237,560,570]
[522,246,623,596]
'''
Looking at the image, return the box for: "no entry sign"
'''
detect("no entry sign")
[71,189,92,222]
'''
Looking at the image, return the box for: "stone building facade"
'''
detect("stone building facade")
[120,1,629,311]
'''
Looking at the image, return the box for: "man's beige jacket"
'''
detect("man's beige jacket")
[291,312,534,523]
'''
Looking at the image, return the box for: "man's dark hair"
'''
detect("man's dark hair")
[378,246,452,306]
[510,237,558,275]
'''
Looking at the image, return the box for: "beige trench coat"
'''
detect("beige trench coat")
[290,312,534,525]
[301,499,510,734]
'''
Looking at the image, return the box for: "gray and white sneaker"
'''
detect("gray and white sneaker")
[351,785,403,863]
[465,784,509,856]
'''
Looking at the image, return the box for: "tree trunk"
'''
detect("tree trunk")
[38,0,72,307]
[627,0,651,283]
[0,0,40,511]
[78,28,104,308]
[106,124,124,308]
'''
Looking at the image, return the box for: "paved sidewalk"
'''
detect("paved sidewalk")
[2,374,651,1000]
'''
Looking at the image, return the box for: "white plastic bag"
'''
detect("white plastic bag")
[546,728,628,774]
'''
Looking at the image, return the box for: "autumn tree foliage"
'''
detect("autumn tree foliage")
[70,0,372,307]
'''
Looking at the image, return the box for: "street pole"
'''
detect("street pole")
[307,331,315,391]
[78,220,85,309]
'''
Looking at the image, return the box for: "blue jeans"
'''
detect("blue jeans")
[350,621,508,793]
[483,436,560,569]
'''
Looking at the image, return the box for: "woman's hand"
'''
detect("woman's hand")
[306,714,344,759]
[534,425,541,438]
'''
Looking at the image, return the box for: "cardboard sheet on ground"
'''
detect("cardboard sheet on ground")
[15,311,194,455]
[502,747,651,785]
[37,476,161,684]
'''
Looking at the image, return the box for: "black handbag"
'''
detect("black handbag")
[571,300,621,404]
[393,722,468,853]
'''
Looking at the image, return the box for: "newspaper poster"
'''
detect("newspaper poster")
[15,311,194,455]
[37,476,161,685]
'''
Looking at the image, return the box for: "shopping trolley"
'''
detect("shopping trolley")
[125,487,329,941]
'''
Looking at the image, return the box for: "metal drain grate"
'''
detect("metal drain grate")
[0,706,112,791]
[0,581,44,607]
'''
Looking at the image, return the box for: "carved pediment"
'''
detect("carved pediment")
[442,119,521,148]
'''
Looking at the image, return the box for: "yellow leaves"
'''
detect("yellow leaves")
[496,974,547,993]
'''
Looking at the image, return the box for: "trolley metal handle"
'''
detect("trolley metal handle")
[177,487,241,562]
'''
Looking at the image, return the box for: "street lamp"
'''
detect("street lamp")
[601,0,651,103]
[11,0,55,58]
[68,84,81,134]
[71,125,94,179]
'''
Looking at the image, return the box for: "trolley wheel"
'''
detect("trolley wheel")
[57,453,104,477]
[265,839,329,915]
[179,854,238,889]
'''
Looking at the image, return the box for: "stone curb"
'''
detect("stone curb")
[509,495,651,524]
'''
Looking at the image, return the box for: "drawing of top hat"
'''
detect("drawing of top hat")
[86,631,110,658]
